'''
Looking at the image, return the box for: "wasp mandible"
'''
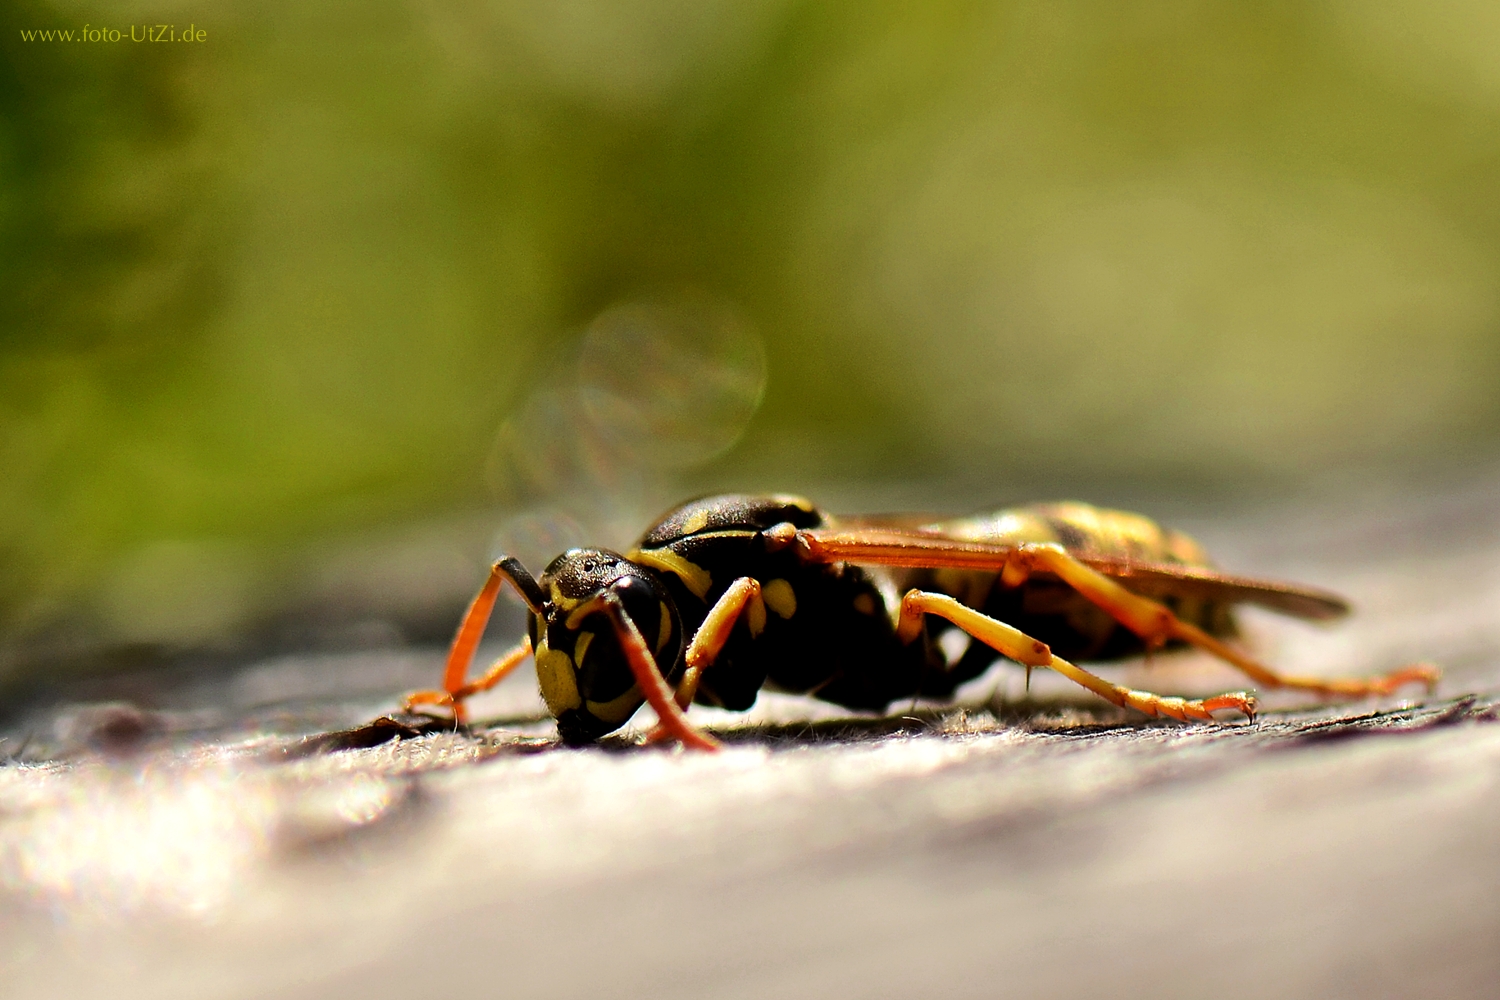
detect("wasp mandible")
[403,494,1439,749]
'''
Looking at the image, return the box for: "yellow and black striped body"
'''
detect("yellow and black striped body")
[533,496,1241,743]
[415,488,1425,745]
[633,495,939,712]
[901,502,1237,664]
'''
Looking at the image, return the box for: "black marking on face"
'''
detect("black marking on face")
[534,549,685,744]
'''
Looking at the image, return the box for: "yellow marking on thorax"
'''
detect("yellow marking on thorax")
[534,633,581,715]
[763,521,797,550]
[629,547,713,600]
[763,578,797,618]
[680,509,710,535]
[587,685,644,725]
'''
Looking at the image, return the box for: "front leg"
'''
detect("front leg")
[403,639,533,719]
[678,577,765,708]
[593,592,721,751]
[402,557,543,724]
[643,577,764,745]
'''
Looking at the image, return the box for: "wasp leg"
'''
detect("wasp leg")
[897,590,1257,722]
[404,638,533,716]
[402,558,542,724]
[596,592,720,752]
[681,577,764,708]
[642,578,764,745]
[1008,544,1440,699]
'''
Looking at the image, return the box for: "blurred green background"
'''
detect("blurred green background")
[4,0,1500,683]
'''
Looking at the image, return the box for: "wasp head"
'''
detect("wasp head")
[526,548,684,745]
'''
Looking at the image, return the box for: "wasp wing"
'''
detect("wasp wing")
[822,512,956,532]
[1066,556,1349,621]
[798,525,1349,621]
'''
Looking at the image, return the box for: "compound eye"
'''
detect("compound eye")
[611,577,678,660]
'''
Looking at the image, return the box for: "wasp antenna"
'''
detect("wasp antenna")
[496,556,545,614]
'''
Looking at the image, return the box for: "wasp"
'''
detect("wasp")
[403,494,1439,749]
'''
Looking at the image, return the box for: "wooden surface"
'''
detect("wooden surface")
[3,480,1499,999]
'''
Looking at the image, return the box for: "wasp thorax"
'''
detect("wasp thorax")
[529,548,684,745]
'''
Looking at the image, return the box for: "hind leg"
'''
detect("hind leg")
[1004,545,1439,698]
[897,590,1256,722]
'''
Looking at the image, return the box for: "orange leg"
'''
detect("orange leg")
[595,593,720,752]
[1007,544,1440,699]
[898,590,1256,722]
[642,577,764,744]
[404,639,533,718]
[453,639,533,700]
[402,558,542,724]
[679,577,763,709]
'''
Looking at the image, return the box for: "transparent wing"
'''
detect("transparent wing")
[799,524,1350,621]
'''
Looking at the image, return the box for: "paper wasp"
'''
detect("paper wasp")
[403,494,1439,749]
